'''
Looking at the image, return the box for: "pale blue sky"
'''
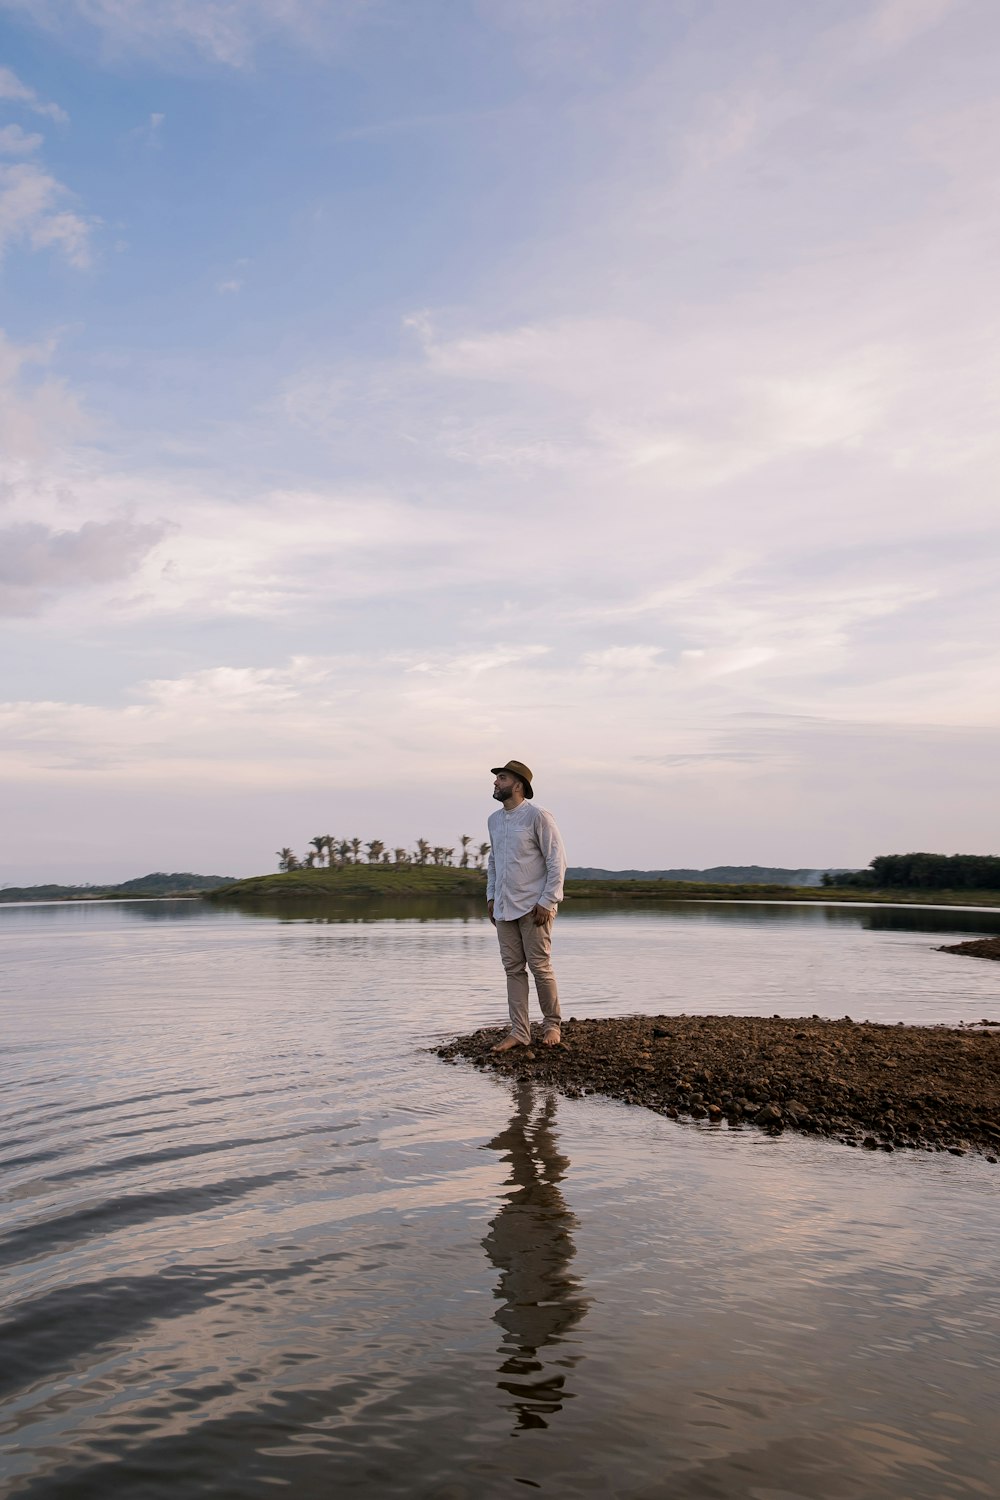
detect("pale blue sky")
[1,0,998,882]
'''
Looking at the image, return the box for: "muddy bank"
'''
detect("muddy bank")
[438,1015,1000,1159]
[940,937,1000,962]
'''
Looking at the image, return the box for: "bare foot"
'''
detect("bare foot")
[541,1029,561,1046]
[492,1036,527,1053]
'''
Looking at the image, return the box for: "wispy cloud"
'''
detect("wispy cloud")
[127,110,165,148]
[0,162,94,265]
[0,122,44,154]
[0,62,68,122]
[0,71,93,269]
[851,0,963,61]
[0,329,89,458]
[0,0,371,68]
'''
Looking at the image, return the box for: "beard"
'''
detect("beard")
[493,785,514,801]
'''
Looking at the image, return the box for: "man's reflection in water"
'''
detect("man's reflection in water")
[482,1081,589,1432]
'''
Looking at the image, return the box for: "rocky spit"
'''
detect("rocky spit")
[940,937,1000,962]
[438,1014,1000,1160]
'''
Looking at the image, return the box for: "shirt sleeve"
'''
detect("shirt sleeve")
[486,835,496,902]
[536,810,566,908]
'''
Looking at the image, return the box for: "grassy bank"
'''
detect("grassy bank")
[207,866,1000,908]
[207,866,489,901]
[565,879,1000,907]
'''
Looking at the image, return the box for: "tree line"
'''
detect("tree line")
[276,835,490,872]
[824,853,1000,891]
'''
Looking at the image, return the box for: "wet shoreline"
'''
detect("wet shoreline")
[439,1014,1000,1160]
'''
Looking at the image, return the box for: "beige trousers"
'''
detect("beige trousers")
[495,913,561,1043]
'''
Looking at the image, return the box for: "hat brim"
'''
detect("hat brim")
[490,767,533,798]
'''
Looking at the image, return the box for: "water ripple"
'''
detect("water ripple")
[0,898,997,1500]
[0,1172,297,1271]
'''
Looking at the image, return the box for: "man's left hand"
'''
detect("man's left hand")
[531,904,554,926]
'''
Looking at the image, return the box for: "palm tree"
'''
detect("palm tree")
[336,839,351,866]
[309,836,326,866]
[321,834,337,866]
[394,847,409,865]
[349,837,362,864]
[366,839,385,864]
[414,839,430,866]
[459,834,472,868]
[441,847,455,866]
[277,847,298,872]
[303,850,317,868]
[477,841,490,870]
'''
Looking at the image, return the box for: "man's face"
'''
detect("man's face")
[493,773,518,802]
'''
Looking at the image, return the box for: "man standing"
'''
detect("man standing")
[486,760,567,1052]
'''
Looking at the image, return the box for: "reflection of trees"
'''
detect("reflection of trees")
[482,1082,588,1432]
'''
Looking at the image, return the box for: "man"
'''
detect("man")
[486,760,567,1052]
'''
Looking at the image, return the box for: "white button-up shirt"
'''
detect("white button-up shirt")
[486,801,566,921]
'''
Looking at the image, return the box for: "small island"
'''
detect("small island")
[439,1015,1000,1160]
[209,864,488,901]
[207,844,1000,908]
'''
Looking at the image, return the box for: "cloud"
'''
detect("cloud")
[0,1,370,68]
[0,458,497,628]
[127,110,165,147]
[0,63,67,122]
[1,0,998,873]
[285,302,939,511]
[0,328,89,459]
[0,161,94,266]
[0,648,517,785]
[581,645,665,674]
[0,652,540,781]
[0,610,995,813]
[852,0,962,60]
[406,646,550,677]
[0,516,166,615]
[274,0,999,556]
[0,123,44,154]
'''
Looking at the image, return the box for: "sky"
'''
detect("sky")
[0,0,998,884]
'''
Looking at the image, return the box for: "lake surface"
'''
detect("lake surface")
[1,897,999,1499]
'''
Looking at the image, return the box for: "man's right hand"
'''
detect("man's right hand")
[487,900,495,926]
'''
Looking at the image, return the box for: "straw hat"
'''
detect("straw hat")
[490,760,534,799]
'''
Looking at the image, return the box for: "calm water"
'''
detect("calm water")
[1,897,999,1499]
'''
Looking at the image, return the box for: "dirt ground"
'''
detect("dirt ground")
[439,1013,1000,1160]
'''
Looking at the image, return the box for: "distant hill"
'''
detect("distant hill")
[112,873,235,894]
[0,872,236,903]
[566,865,859,887]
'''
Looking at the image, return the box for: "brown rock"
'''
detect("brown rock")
[439,1014,1000,1160]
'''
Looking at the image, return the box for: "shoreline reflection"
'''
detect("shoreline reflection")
[481,1082,589,1433]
